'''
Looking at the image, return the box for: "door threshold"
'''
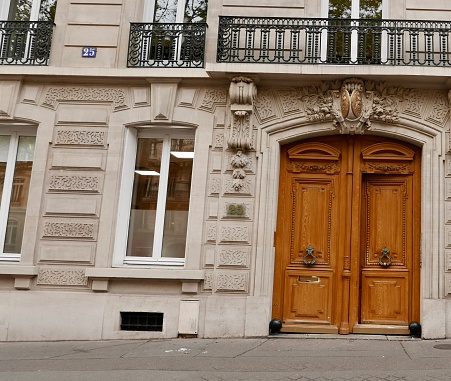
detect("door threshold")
[281,324,339,334]
[352,324,410,335]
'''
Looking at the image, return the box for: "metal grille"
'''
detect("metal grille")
[0,21,54,65]
[120,312,164,331]
[128,22,207,68]
[217,16,451,66]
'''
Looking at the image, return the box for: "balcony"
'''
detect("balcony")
[0,21,54,65]
[217,16,451,66]
[127,22,207,68]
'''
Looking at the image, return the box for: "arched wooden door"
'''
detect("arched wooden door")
[272,135,421,334]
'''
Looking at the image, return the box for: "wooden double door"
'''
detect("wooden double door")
[272,135,421,334]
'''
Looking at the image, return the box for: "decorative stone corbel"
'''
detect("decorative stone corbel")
[228,77,257,191]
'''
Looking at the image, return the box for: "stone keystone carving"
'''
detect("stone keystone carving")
[228,77,257,191]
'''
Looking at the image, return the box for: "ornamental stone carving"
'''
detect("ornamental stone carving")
[49,175,101,192]
[203,272,213,290]
[43,222,95,239]
[55,130,106,146]
[37,269,88,286]
[300,78,413,134]
[219,225,250,243]
[218,248,249,267]
[216,273,248,292]
[447,251,451,271]
[228,77,257,191]
[43,87,127,111]
[200,89,227,112]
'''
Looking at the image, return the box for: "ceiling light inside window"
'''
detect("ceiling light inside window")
[135,170,160,176]
[170,152,194,159]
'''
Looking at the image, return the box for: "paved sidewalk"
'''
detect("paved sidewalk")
[1,335,451,380]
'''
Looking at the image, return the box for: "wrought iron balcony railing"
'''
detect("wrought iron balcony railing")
[0,21,53,65]
[217,16,451,66]
[128,22,207,68]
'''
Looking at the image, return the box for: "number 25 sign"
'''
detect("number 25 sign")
[82,47,97,58]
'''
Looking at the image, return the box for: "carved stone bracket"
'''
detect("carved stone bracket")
[228,77,257,191]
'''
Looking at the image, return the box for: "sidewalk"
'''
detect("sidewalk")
[1,335,451,381]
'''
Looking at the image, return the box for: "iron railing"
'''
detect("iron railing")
[128,22,207,68]
[217,16,451,66]
[0,21,53,65]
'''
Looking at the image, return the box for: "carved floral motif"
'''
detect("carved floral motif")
[287,161,340,175]
[43,87,127,110]
[254,89,277,122]
[37,269,88,286]
[203,272,213,290]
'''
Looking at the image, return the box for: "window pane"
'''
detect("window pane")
[0,136,11,203]
[184,0,207,23]
[8,0,32,21]
[3,136,35,254]
[329,0,352,19]
[359,0,382,19]
[154,0,178,23]
[161,138,194,258]
[126,138,163,257]
[38,0,57,21]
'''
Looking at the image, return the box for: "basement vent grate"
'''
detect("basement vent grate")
[120,312,163,331]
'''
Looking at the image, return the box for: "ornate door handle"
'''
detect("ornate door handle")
[378,247,392,267]
[303,245,317,266]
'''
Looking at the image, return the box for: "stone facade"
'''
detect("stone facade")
[0,0,451,341]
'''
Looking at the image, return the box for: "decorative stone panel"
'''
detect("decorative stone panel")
[213,129,225,149]
[446,203,451,224]
[208,200,219,219]
[223,176,255,196]
[446,250,451,271]
[54,129,106,147]
[0,81,20,118]
[48,174,101,193]
[131,87,150,107]
[209,174,221,195]
[43,87,128,111]
[424,92,449,127]
[199,89,227,113]
[210,152,223,173]
[402,91,428,119]
[277,89,303,116]
[446,274,451,295]
[206,222,217,243]
[42,221,96,240]
[203,272,213,291]
[215,272,249,292]
[254,89,278,123]
[37,268,88,286]
[447,157,451,177]
[177,88,198,108]
[446,226,451,248]
[446,179,451,199]
[219,223,251,244]
[203,246,216,267]
[217,247,250,268]
[225,152,256,174]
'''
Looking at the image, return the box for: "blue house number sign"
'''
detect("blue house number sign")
[82,47,97,58]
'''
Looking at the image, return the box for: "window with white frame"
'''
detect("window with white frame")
[1,0,57,21]
[115,128,195,266]
[143,0,207,23]
[0,129,36,260]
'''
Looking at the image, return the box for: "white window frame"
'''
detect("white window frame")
[320,0,389,62]
[0,127,36,261]
[143,0,187,23]
[113,127,196,267]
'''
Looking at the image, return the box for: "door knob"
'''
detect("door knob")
[303,245,317,266]
[378,246,392,267]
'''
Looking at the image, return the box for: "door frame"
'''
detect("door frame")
[255,120,443,338]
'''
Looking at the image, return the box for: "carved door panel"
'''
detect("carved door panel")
[273,136,420,335]
[273,138,347,333]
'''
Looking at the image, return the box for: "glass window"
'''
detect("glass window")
[145,0,207,23]
[0,131,36,258]
[3,0,57,21]
[123,129,195,264]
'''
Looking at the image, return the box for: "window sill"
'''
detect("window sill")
[85,268,204,293]
[0,265,39,290]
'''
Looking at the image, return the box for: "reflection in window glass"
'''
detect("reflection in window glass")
[126,138,163,257]
[161,139,194,258]
[359,0,382,19]
[7,0,57,21]
[328,0,352,19]
[3,136,35,254]
[153,0,207,23]
[0,136,11,203]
